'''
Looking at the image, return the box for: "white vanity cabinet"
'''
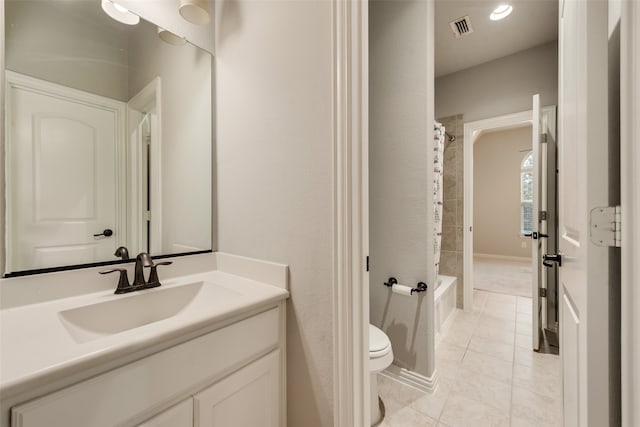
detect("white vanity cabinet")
[137,399,193,427]
[193,350,280,426]
[8,306,286,427]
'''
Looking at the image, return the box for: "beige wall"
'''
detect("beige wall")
[214,1,334,426]
[369,0,435,378]
[435,42,558,122]
[473,126,532,258]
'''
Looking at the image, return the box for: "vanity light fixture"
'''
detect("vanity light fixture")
[157,27,187,45]
[179,0,210,25]
[101,0,140,25]
[490,4,513,21]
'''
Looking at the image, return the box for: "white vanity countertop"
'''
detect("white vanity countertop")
[0,268,289,399]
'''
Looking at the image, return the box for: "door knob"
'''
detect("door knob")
[543,253,562,268]
[93,229,113,237]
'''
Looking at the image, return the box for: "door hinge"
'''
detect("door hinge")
[590,206,621,247]
[144,210,151,222]
[541,133,548,143]
[539,288,548,297]
[539,210,547,220]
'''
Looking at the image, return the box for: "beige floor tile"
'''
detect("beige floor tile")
[473,258,532,298]
[439,394,509,427]
[451,371,511,415]
[449,312,480,330]
[515,333,533,349]
[477,316,516,333]
[436,358,462,381]
[511,385,562,426]
[510,415,559,427]
[460,350,513,385]
[473,326,516,347]
[436,340,467,364]
[516,296,533,314]
[483,301,518,316]
[473,291,489,312]
[410,378,453,420]
[451,309,481,324]
[468,334,515,363]
[378,375,425,408]
[513,360,562,400]
[516,310,532,324]
[482,310,517,325]
[514,347,561,370]
[515,320,532,335]
[485,292,519,305]
[385,405,438,427]
[441,325,474,349]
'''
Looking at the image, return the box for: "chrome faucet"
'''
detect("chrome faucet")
[100,252,172,294]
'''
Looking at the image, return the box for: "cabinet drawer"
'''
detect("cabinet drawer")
[11,308,280,427]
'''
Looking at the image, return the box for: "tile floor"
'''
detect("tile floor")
[376,290,562,427]
[473,258,532,298]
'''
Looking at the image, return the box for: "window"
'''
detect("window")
[521,152,534,235]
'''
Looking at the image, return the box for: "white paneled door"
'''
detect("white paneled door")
[558,1,615,426]
[6,72,124,272]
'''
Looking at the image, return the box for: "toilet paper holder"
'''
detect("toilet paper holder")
[383,277,428,295]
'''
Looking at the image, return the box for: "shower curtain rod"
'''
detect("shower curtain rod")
[444,132,456,142]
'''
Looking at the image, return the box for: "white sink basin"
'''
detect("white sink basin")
[59,281,240,343]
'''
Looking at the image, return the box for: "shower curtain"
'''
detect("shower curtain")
[433,123,445,280]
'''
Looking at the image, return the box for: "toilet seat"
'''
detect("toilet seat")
[369,324,393,373]
[368,324,394,425]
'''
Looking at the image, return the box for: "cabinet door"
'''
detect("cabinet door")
[194,351,280,427]
[137,399,193,427]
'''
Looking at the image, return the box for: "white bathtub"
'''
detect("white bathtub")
[434,275,457,338]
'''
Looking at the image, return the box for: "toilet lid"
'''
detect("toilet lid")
[369,324,390,352]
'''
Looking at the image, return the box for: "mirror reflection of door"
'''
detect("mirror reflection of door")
[6,72,125,272]
[127,78,162,258]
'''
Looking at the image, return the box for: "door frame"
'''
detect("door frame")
[332,0,370,426]
[127,77,162,256]
[332,0,436,423]
[621,0,640,424]
[462,108,555,311]
[4,71,126,272]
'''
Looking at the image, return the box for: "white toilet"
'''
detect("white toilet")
[369,324,394,425]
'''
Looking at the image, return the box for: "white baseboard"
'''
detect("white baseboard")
[473,253,531,263]
[380,364,439,393]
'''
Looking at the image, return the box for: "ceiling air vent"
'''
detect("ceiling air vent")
[450,16,473,38]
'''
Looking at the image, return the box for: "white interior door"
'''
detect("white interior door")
[6,72,124,272]
[531,93,542,350]
[558,0,614,425]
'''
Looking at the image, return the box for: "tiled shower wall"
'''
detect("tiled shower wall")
[438,114,464,307]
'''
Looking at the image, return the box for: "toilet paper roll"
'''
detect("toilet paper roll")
[391,284,413,296]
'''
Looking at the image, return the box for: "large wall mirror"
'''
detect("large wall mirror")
[4,0,213,276]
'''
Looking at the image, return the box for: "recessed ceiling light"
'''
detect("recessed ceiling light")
[490,4,513,21]
[101,0,140,25]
